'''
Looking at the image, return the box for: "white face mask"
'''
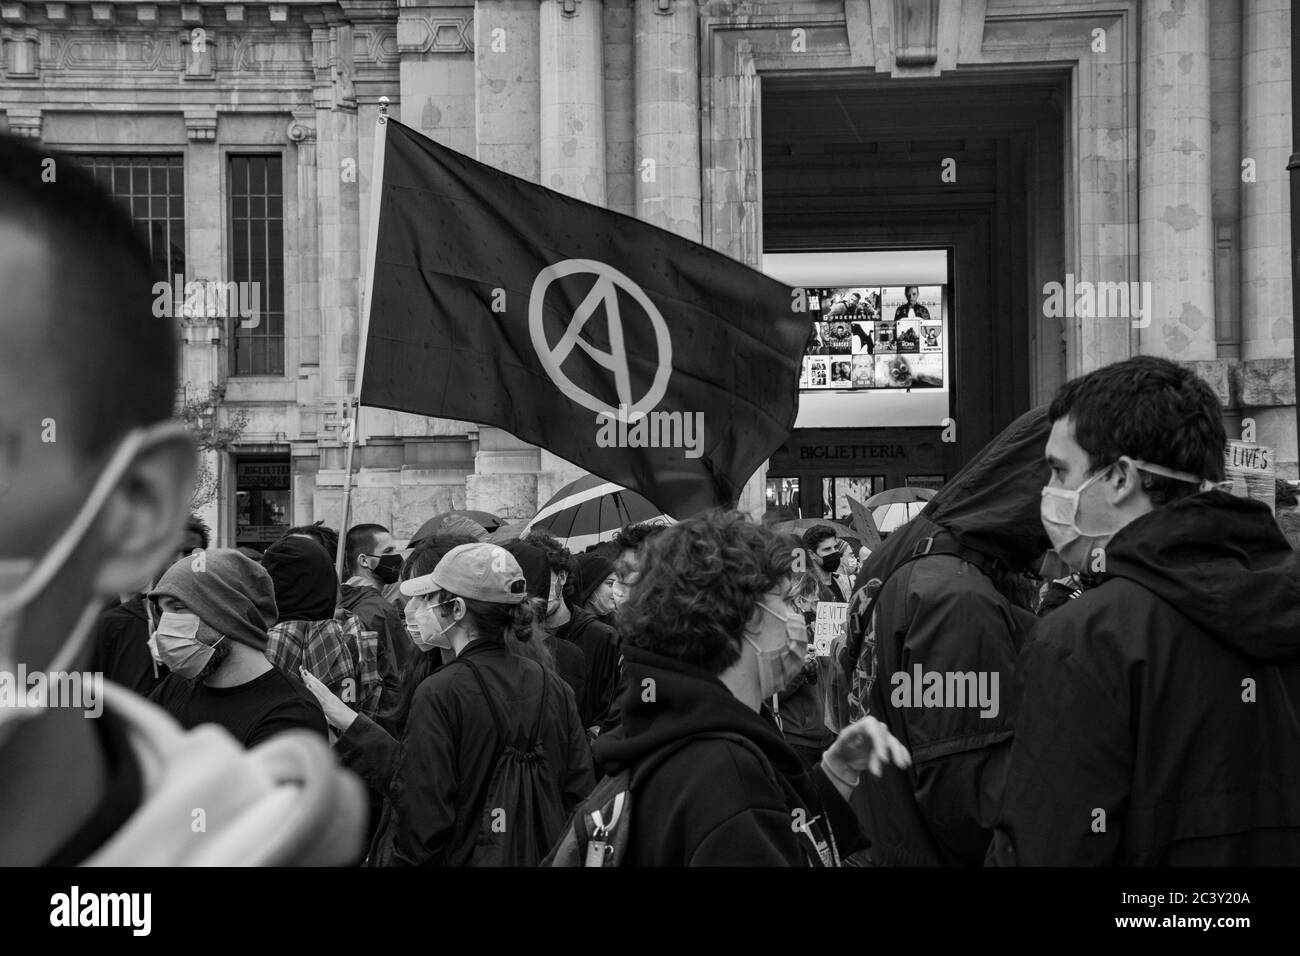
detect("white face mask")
[1040,458,1212,572]
[744,598,809,700]
[546,573,565,618]
[406,596,459,652]
[153,611,225,680]
[0,427,166,748]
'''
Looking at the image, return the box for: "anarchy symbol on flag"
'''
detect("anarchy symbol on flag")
[528,259,673,421]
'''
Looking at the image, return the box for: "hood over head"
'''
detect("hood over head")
[1098,490,1300,663]
[260,535,338,623]
[855,406,1052,594]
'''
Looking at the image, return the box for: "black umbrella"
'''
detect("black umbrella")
[408,510,504,548]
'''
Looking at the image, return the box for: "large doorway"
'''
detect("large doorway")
[761,72,1067,519]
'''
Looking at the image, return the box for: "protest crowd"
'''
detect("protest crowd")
[2,127,1300,870]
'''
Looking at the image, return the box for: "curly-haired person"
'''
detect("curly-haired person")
[590,510,910,866]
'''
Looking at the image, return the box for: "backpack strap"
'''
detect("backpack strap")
[457,654,548,751]
[842,529,1000,682]
[457,655,515,748]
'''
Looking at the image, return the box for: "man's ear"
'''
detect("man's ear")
[91,424,197,596]
[1111,458,1146,506]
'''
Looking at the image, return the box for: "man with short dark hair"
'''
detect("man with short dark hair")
[803,525,847,602]
[0,133,364,865]
[989,356,1300,865]
[340,522,411,704]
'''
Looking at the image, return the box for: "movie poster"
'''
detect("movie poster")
[796,284,946,393]
[920,321,942,351]
[806,355,830,388]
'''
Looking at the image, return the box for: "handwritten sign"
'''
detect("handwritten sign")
[813,601,849,657]
[1223,441,1275,513]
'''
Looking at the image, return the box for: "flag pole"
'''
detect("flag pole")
[335,95,390,581]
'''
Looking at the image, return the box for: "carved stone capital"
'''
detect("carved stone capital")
[185,110,218,141]
[4,107,41,138]
[287,115,316,143]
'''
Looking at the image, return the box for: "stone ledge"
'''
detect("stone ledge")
[1178,358,1297,409]
[1180,359,1235,407]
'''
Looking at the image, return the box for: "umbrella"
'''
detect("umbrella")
[865,486,937,534]
[408,510,504,548]
[484,521,525,545]
[772,519,859,542]
[523,475,668,553]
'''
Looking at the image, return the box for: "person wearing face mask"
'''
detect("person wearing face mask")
[301,535,478,859]
[833,540,862,603]
[503,541,589,723]
[589,510,911,866]
[837,405,1053,866]
[772,549,839,769]
[0,135,365,867]
[804,525,848,602]
[514,532,622,737]
[89,513,209,698]
[340,523,412,708]
[989,357,1300,866]
[375,542,594,866]
[147,549,328,748]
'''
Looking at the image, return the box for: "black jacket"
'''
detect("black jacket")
[592,646,867,866]
[557,606,621,728]
[339,582,409,713]
[841,406,1050,865]
[383,638,594,866]
[989,491,1300,865]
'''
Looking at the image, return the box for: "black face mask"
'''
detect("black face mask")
[368,553,403,585]
[819,552,843,574]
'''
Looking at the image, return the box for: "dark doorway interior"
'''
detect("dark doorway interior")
[762,71,1067,520]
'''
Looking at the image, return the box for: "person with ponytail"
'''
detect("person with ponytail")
[377,542,594,866]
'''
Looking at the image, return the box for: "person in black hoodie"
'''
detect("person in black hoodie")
[504,539,589,720]
[594,510,911,866]
[837,405,1053,865]
[524,531,622,734]
[988,356,1300,865]
[380,542,593,866]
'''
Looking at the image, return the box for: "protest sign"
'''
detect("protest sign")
[1223,441,1275,513]
[813,601,849,657]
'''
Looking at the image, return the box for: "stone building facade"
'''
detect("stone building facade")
[1,0,1293,545]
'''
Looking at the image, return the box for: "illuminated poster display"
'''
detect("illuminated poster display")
[765,250,953,429]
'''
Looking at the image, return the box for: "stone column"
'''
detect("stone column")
[539,0,606,204]
[634,0,700,241]
[1210,1,1243,444]
[313,23,362,413]
[1138,0,1216,360]
[1239,0,1296,475]
[475,0,542,181]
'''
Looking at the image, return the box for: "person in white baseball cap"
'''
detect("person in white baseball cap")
[376,542,594,867]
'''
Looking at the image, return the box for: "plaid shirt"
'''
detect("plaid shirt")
[267,608,382,718]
